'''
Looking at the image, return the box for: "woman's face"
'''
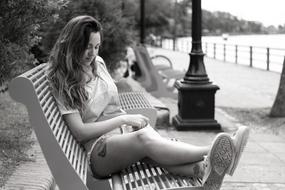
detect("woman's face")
[82,32,101,66]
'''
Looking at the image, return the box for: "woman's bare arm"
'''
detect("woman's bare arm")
[63,113,149,143]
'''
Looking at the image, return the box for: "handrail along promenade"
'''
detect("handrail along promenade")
[160,38,285,73]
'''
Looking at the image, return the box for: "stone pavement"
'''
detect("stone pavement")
[147,46,285,190]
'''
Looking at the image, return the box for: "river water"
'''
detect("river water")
[166,34,285,72]
[202,34,285,49]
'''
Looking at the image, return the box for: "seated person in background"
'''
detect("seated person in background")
[47,15,249,188]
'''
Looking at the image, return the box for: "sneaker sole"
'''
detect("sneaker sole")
[228,125,250,176]
[203,133,234,190]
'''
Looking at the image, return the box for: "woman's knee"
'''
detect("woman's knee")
[136,126,161,148]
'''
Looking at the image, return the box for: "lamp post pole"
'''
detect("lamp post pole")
[140,0,145,44]
[172,0,221,130]
[173,0,177,51]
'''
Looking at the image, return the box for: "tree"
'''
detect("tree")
[0,0,68,85]
[270,57,285,117]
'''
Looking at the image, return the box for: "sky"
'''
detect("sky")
[202,0,285,27]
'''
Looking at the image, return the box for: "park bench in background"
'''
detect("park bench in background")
[150,54,174,71]
[132,44,185,98]
[8,63,220,190]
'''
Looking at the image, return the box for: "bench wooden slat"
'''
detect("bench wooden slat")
[158,168,172,188]
[49,109,60,128]
[63,132,73,155]
[54,120,65,143]
[34,74,47,89]
[58,123,69,147]
[52,114,63,141]
[72,143,80,171]
[136,163,151,190]
[128,167,140,189]
[47,104,58,124]
[78,151,85,180]
[39,90,51,107]
[145,163,164,189]
[61,127,71,153]
[68,138,76,163]
[41,96,53,112]
[38,85,49,100]
[135,163,151,188]
[28,64,46,82]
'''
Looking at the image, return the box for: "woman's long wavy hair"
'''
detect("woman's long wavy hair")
[47,15,102,114]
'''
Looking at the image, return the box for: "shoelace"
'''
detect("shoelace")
[201,155,209,181]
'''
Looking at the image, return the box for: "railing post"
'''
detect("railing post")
[266,47,270,71]
[213,43,216,59]
[249,46,253,67]
[235,45,238,64]
[173,38,176,51]
[223,43,226,61]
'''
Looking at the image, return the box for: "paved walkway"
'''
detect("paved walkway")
[147,46,281,108]
[148,47,285,190]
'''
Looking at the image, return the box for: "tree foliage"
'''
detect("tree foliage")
[202,11,266,35]
[41,0,134,73]
[0,0,68,85]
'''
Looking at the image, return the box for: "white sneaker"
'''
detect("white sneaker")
[202,133,234,190]
[227,125,250,176]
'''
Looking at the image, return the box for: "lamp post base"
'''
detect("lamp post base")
[173,115,221,131]
[172,80,221,131]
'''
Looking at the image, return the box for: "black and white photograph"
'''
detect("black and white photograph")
[1,0,284,189]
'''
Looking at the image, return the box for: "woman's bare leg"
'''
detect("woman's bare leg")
[90,125,210,177]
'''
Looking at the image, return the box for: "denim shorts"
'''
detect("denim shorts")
[87,135,111,179]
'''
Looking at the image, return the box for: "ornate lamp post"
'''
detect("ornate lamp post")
[172,0,221,130]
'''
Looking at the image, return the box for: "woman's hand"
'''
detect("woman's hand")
[120,114,149,130]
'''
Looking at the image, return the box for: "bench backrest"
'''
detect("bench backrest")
[132,45,160,92]
[132,45,178,98]
[9,64,89,190]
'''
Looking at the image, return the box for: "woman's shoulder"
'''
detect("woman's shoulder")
[96,56,105,66]
[96,56,108,71]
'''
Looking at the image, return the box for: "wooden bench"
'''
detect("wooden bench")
[132,44,185,98]
[9,63,209,190]
[150,54,174,71]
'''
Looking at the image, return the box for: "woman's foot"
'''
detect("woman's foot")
[202,133,234,190]
[227,125,250,176]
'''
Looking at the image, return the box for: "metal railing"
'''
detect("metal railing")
[160,38,285,73]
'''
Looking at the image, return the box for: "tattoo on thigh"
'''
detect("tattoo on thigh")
[94,137,107,157]
[193,164,200,176]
